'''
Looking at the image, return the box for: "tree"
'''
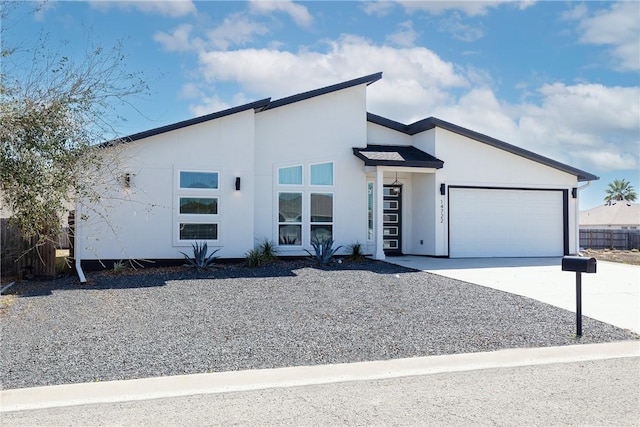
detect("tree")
[0,3,147,247]
[604,179,637,204]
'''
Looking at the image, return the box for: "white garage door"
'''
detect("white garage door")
[449,188,564,258]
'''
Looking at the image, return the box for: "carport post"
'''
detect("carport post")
[575,272,582,337]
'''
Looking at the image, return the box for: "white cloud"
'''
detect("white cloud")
[565,2,640,72]
[89,0,196,18]
[184,34,636,174]
[194,35,468,121]
[398,0,535,16]
[154,24,203,52]
[249,0,313,27]
[386,21,419,47]
[438,13,485,42]
[362,1,396,17]
[207,13,270,50]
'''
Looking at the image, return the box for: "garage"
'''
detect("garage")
[449,187,567,258]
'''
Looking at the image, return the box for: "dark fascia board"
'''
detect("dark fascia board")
[352,145,444,169]
[367,113,599,182]
[261,72,383,111]
[101,98,272,147]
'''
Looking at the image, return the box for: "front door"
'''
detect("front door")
[383,185,402,255]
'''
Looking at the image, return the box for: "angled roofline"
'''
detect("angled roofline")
[352,145,444,169]
[367,113,599,182]
[101,98,272,147]
[260,72,383,111]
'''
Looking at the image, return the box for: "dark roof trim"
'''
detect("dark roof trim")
[367,113,599,182]
[102,98,271,146]
[353,145,444,169]
[261,72,383,111]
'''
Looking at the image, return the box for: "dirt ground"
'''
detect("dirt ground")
[581,249,640,266]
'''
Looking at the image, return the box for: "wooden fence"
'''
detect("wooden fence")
[0,219,61,279]
[579,229,640,250]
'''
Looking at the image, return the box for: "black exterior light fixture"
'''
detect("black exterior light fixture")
[235,177,241,191]
[390,172,402,195]
[440,183,446,195]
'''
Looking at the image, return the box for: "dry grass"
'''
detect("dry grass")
[581,249,640,266]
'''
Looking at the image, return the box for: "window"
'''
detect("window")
[179,223,218,240]
[179,197,218,215]
[180,171,218,189]
[176,169,220,243]
[278,165,303,185]
[310,162,333,186]
[367,182,374,240]
[310,193,333,242]
[278,192,302,245]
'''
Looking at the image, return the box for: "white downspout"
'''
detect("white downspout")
[74,201,86,283]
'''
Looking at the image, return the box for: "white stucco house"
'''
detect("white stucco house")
[74,72,598,275]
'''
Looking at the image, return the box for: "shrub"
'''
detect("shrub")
[245,239,278,267]
[347,242,365,261]
[180,242,220,270]
[305,238,342,265]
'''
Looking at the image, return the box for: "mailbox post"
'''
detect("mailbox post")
[561,256,597,337]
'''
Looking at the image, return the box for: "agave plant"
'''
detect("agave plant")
[305,238,342,265]
[180,242,220,270]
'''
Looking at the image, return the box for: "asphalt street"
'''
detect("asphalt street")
[3,356,639,426]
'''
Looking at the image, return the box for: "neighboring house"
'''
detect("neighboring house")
[74,72,598,272]
[580,203,640,230]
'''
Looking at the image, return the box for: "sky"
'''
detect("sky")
[3,0,639,210]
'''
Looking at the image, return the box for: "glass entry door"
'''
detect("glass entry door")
[383,185,402,255]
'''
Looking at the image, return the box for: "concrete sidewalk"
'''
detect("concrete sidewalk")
[1,341,638,414]
[386,256,640,334]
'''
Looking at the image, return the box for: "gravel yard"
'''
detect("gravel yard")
[1,259,637,390]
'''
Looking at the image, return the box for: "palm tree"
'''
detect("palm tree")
[604,179,637,204]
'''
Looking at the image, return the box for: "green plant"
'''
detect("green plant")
[258,239,278,261]
[113,260,127,274]
[245,239,278,267]
[305,238,342,265]
[180,242,220,270]
[347,242,365,261]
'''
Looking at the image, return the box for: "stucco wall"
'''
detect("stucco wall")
[77,109,256,260]
[429,128,580,255]
[254,85,370,255]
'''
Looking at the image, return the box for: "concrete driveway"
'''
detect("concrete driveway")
[386,256,640,334]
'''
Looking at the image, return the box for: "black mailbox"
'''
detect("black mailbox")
[562,256,597,274]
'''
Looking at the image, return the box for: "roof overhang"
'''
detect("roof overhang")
[367,113,599,182]
[353,145,444,169]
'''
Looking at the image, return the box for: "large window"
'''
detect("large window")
[310,193,333,242]
[176,169,220,243]
[276,162,335,247]
[278,192,302,245]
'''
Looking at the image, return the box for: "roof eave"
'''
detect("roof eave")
[100,98,272,147]
[262,72,383,111]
